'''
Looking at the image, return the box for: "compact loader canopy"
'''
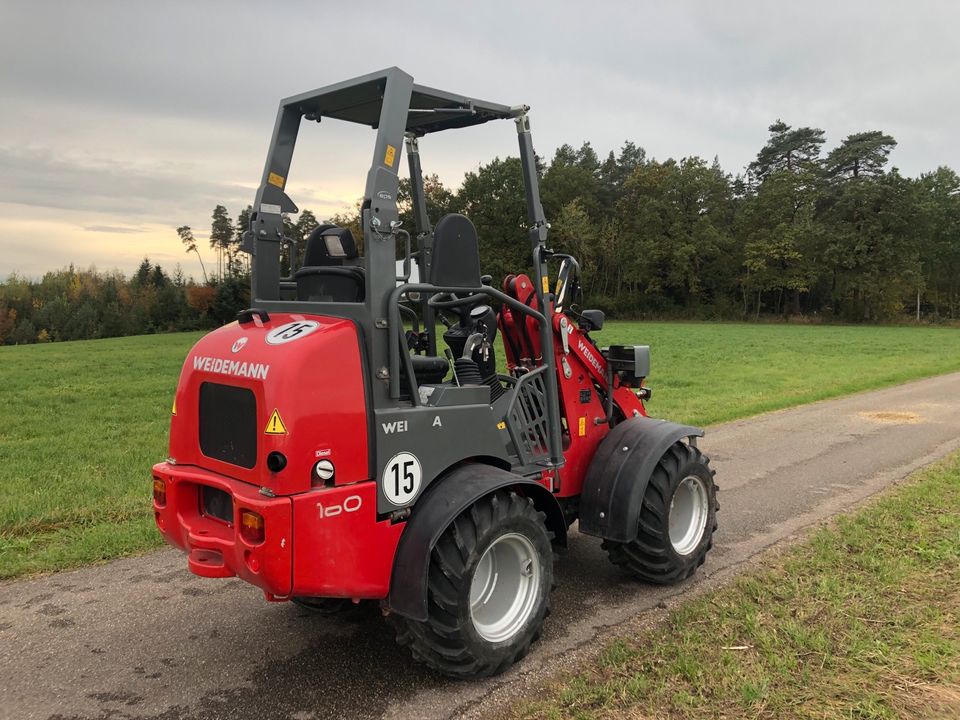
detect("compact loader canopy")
[242,67,560,459]
[284,74,514,134]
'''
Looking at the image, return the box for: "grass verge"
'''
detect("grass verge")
[512,453,960,720]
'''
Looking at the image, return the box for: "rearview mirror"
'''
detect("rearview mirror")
[578,309,604,332]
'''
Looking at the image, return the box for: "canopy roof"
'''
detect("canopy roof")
[281,68,515,135]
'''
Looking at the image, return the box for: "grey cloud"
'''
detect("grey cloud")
[0,145,249,222]
[3,1,957,180]
[1,0,959,277]
[0,5,950,143]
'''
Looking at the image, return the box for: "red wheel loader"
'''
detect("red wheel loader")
[152,68,717,678]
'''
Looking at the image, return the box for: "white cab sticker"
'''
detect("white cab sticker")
[317,494,361,519]
[265,320,321,345]
[382,451,422,506]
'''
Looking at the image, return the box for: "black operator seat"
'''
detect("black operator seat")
[400,213,480,386]
[431,213,482,288]
[405,213,484,387]
[294,226,365,302]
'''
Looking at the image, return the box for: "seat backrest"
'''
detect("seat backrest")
[430,214,481,287]
[303,226,358,267]
[294,267,365,302]
[295,225,365,302]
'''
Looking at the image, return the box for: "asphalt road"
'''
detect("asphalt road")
[4,372,960,720]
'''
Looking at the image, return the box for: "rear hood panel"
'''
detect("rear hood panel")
[168,313,370,495]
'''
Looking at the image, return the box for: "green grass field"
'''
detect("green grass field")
[0,332,203,579]
[2,322,960,579]
[512,452,960,720]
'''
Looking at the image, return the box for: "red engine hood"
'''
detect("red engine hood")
[167,313,369,495]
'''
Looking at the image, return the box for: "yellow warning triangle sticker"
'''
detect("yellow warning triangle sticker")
[264,409,288,435]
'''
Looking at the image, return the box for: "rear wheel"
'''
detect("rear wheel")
[393,489,553,678]
[603,442,717,584]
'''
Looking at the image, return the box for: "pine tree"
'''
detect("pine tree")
[177,226,208,283]
[210,205,233,280]
[749,120,825,180]
[234,206,253,276]
[825,131,897,179]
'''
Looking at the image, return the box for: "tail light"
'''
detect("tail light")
[153,477,166,506]
[240,510,265,544]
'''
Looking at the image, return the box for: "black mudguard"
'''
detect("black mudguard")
[385,463,566,622]
[579,417,704,542]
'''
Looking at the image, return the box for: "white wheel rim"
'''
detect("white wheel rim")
[469,533,541,643]
[669,475,710,555]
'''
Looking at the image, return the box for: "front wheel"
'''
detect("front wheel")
[603,442,717,584]
[393,489,554,678]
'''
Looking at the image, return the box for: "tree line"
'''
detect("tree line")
[393,121,958,323]
[0,259,246,345]
[2,119,958,345]
[0,204,263,345]
[0,201,335,345]
[319,119,960,322]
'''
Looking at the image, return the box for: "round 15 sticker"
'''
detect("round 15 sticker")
[382,452,422,506]
[265,320,320,345]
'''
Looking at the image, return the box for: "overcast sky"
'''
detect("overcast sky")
[1,0,957,280]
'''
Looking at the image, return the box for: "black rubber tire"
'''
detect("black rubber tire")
[602,442,718,585]
[392,490,554,678]
[290,597,357,614]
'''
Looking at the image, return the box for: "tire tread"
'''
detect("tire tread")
[603,442,718,585]
[392,486,553,678]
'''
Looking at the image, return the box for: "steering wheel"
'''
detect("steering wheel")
[427,290,487,309]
